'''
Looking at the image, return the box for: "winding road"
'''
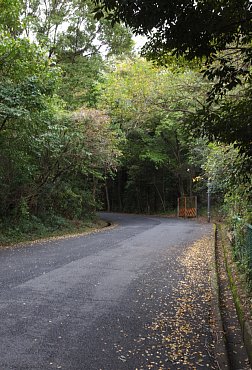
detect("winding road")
[0,213,215,369]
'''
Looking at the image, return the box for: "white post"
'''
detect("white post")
[207,180,211,223]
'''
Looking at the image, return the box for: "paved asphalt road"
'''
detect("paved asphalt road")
[0,213,214,370]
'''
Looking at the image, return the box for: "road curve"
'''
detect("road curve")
[0,213,213,369]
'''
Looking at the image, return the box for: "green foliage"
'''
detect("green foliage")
[59,55,104,108]
[0,214,104,246]
[185,83,252,156]
[23,0,133,58]
[0,0,134,244]
[0,0,22,33]
[21,0,134,110]
[94,0,252,96]
[190,141,251,218]
[95,0,252,162]
[95,0,251,56]
[98,58,208,129]
[0,103,121,229]
[0,32,61,142]
[0,32,62,223]
[97,58,207,212]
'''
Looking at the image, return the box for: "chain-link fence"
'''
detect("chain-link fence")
[232,217,252,280]
[246,223,252,261]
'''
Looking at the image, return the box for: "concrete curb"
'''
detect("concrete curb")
[219,225,252,366]
[211,224,230,369]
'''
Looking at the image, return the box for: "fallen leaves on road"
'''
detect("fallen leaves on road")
[115,236,218,369]
[157,236,215,368]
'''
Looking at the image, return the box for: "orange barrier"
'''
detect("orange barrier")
[179,208,197,217]
[178,196,197,218]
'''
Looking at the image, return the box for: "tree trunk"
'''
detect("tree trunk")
[154,183,166,212]
[104,179,110,212]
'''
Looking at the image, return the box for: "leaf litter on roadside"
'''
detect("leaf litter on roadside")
[115,236,218,369]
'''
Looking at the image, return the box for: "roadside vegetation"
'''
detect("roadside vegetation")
[0,0,251,286]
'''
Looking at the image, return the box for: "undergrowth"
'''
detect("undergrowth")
[0,214,107,247]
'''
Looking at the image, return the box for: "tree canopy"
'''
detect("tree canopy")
[94,0,252,94]
[94,0,252,62]
[94,0,252,156]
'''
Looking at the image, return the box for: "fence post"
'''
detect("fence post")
[207,180,211,223]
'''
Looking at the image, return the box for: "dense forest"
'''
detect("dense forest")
[0,0,251,245]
